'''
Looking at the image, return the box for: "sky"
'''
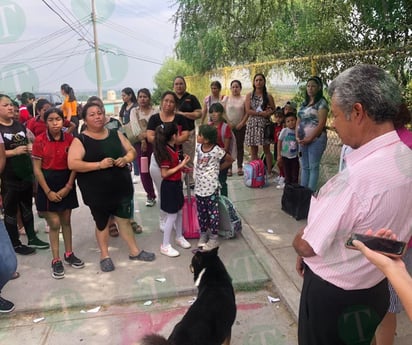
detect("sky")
[0,0,178,98]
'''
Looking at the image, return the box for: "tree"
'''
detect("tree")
[172,0,411,87]
[151,58,194,104]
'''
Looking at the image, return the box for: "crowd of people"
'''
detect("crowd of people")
[0,66,411,345]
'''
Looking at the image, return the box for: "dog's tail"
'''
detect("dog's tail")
[139,334,169,345]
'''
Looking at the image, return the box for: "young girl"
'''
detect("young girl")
[32,108,84,279]
[153,123,191,257]
[195,125,233,251]
[209,103,233,197]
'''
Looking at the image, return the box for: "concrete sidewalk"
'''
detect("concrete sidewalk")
[0,173,410,344]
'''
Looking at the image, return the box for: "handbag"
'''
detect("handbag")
[264,121,275,141]
[121,108,147,144]
[281,183,312,220]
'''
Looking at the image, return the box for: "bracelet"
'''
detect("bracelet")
[65,183,73,190]
[47,190,52,194]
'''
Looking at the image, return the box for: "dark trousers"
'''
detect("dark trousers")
[135,142,156,200]
[298,264,389,345]
[1,182,36,247]
[232,126,246,169]
[282,156,299,184]
[218,168,228,197]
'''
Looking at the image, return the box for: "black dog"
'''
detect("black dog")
[140,247,236,345]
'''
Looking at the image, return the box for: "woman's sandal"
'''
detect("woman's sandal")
[237,169,244,176]
[129,250,155,262]
[100,257,115,272]
[11,272,20,280]
[131,221,143,234]
[109,224,119,237]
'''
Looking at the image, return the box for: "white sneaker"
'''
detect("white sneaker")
[175,237,191,249]
[272,176,280,184]
[132,176,139,184]
[276,183,285,190]
[278,177,285,184]
[160,244,180,257]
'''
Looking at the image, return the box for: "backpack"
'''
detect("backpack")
[218,195,242,239]
[243,159,266,188]
[221,122,237,160]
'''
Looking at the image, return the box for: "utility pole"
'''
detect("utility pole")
[91,0,102,99]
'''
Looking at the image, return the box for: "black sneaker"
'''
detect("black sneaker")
[51,260,65,279]
[28,237,50,249]
[0,296,15,313]
[14,244,36,255]
[64,253,85,269]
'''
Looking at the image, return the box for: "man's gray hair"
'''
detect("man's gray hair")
[328,64,402,122]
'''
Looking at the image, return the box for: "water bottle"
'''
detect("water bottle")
[140,156,149,173]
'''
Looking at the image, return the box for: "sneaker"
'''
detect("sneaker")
[160,244,180,257]
[51,260,65,279]
[203,235,220,251]
[28,237,50,249]
[278,177,285,185]
[0,296,15,313]
[272,175,280,184]
[197,232,209,248]
[64,253,85,269]
[175,236,191,249]
[132,176,139,184]
[276,183,285,190]
[145,198,156,207]
[14,244,36,255]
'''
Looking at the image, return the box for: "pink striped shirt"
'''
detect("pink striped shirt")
[303,131,412,290]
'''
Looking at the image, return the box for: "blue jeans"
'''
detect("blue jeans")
[0,220,17,292]
[299,132,327,191]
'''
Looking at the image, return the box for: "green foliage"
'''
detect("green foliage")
[171,0,411,88]
[151,58,194,104]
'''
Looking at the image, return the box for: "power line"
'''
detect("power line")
[42,0,94,47]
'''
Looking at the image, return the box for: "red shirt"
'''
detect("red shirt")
[214,122,232,149]
[19,105,31,125]
[160,145,181,181]
[27,116,72,137]
[274,123,283,143]
[32,131,73,170]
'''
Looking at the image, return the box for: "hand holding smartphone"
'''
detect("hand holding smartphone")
[346,233,407,258]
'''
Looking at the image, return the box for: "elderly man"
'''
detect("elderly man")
[292,64,412,345]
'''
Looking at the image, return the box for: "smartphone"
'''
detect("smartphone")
[345,233,407,258]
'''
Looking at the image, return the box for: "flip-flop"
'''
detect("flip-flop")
[109,224,119,237]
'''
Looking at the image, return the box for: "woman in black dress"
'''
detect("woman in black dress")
[68,103,155,272]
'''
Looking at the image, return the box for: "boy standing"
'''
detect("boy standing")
[277,112,299,186]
